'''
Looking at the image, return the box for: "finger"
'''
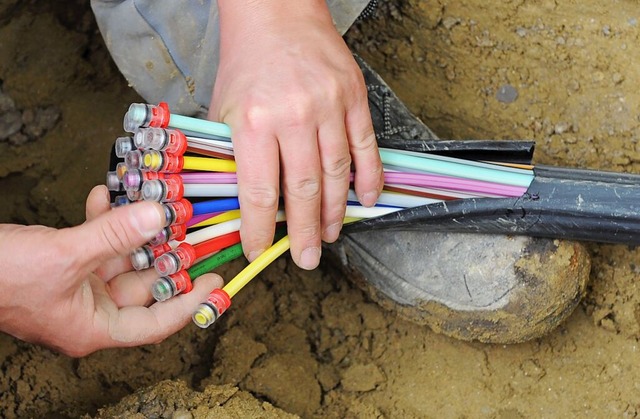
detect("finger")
[106,268,159,307]
[85,185,135,281]
[233,129,280,262]
[279,128,322,270]
[86,185,112,221]
[317,114,350,243]
[94,256,136,283]
[345,80,384,207]
[104,273,223,347]
[63,200,166,272]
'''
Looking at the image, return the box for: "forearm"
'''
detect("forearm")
[217,0,336,49]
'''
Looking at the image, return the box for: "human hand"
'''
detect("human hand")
[0,185,223,357]
[210,0,384,270]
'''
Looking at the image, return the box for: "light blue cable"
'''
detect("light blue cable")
[169,114,232,139]
[379,148,534,188]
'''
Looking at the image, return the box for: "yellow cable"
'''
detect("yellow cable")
[220,216,362,299]
[183,156,237,172]
[343,217,362,224]
[191,209,241,228]
[223,235,290,298]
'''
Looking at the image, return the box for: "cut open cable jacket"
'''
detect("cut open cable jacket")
[344,165,640,246]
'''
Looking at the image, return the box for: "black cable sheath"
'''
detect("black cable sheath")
[343,165,640,246]
[381,139,536,165]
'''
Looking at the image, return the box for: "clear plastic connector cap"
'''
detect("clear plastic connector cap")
[115,136,135,158]
[130,246,153,271]
[134,127,167,150]
[152,277,176,302]
[154,252,180,277]
[141,179,165,202]
[149,227,170,246]
[192,303,218,329]
[126,188,142,202]
[161,203,175,226]
[116,162,128,180]
[125,149,143,169]
[106,171,122,191]
[123,103,152,133]
[123,169,143,192]
[141,149,163,171]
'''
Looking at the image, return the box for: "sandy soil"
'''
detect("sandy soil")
[1,1,640,417]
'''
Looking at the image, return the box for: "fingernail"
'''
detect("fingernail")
[323,222,342,242]
[131,202,164,240]
[248,249,265,262]
[360,191,378,208]
[299,247,321,270]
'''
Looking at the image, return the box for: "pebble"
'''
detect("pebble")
[22,106,60,139]
[0,111,23,140]
[496,84,518,103]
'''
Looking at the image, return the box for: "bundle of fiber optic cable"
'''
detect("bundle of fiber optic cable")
[106,102,640,329]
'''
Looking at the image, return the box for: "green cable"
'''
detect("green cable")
[187,227,288,280]
[188,243,244,279]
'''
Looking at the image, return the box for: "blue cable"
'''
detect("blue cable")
[192,197,240,216]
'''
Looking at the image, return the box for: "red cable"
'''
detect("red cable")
[193,231,242,259]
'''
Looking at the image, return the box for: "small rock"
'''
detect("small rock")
[567,79,580,92]
[442,16,460,29]
[554,121,572,134]
[612,73,625,84]
[172,409,193,419]
[0,110,23,140]
[0,91,16,113]
[496,84,518,103]
[8,132,29,146]
[22,106,61,138]
[520,359,546,380]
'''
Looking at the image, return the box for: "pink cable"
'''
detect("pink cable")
[181,172,238,184]
[181,171,526,197]
[383,172,527,197]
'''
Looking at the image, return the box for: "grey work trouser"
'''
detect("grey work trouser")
[91,0,370,117]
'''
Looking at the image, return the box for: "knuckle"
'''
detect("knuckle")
[291,222,321,240]
[324,154,352,180]
[283,100,314,128]
[243,103,271,130]
[98,220,130,257]
[351,131,377,152]
[284,177,321,202]
[242,185,279,211]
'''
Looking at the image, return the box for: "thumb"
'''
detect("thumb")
[68,200,166,267]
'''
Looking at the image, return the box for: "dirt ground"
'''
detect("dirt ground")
[1,1,640,417]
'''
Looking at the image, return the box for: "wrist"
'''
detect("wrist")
[217,0,335,42]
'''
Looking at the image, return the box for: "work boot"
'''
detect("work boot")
[327,56,591,344]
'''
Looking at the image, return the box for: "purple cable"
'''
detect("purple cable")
[180,172,237,184]
[383,172,527,197]
[186,211,223,227]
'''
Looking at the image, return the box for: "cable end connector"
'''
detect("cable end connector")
[192,289,231,329]
[152,270,193,302]
[124,102,170,132]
